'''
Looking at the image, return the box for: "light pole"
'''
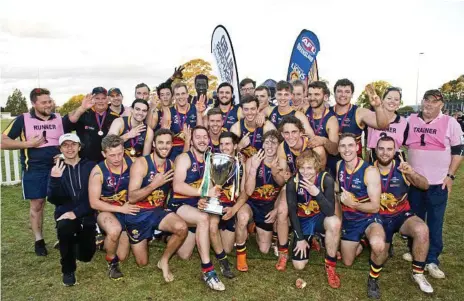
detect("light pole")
[415,52,424,109]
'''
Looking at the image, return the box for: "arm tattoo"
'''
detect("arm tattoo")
[92,171,101,178]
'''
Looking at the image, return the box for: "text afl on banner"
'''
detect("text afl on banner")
[211,25,241,104]
[286,30,321,83]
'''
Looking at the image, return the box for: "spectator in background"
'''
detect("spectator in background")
[240,78,257,97]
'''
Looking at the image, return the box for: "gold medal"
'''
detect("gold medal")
[178,132,186,140]
[130,148,136,156]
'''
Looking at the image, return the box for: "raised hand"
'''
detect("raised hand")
[340,187,356,208]
[300,178,320,196]
[127,124,146,139]
[81,93,95,110]
[51,159,66,178]
[249,149,265,170]
[255,113,265,127]
[238,132,251,150]
[195,94,207,113]
[172,65,185,79]
[308,135,326,148]
[397,155,414,175]
[150,169,175,189]
[365,84,381,108]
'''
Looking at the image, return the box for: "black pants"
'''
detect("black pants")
[57,218,96,274]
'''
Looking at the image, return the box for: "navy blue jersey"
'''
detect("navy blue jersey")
[239,119,264,158]
[170,151,204,207]
[295,172,327,218]
[221,105,240,131]
[249,162,280,203]
[97,156,133,206]
[305,107,335,138]
[139,154,173,208]
[269,107,295,128]
[281,137,311,175]
[121,116,148,157]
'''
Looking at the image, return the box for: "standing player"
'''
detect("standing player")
[88,135,140,280]
[230,95,276,158]
[374,137,433,293]
[255,85,274,114]
[168,126,225,291]
[2,88,65,256]
[336,133,386,299]
[108,87,131,117]
[215,82,242,131]
[127,129,188,282]
[206,108,225,153]
[108,99,153,158]
[291,80,307,112]
[240,78,256,97]
[235,130,286,271]
[404,90,463,278]
[286,150,341,288]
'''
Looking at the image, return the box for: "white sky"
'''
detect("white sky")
[1,0,463,108]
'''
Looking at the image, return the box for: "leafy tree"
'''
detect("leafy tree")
[356,80,392,108]
[58,94,85,115]
[440,75,464,101]
[5,89,28,116]
[397,105,415,115]
[174,59,218,99]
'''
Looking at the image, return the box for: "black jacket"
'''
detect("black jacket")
[47,158,96,220]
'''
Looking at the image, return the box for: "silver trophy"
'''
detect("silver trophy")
[203,153,238,215]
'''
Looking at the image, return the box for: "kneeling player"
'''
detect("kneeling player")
[235,130,286,271]
[128,129,188,282]
[286,150,341,288]
[375,136,433,293]
[89,135,140,280]
[336,133,387,299]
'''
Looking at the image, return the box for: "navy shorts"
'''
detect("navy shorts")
[381,211,414,243]
[300,214,326,237]
[219,204,236,232]
[341,215,382,242]
[248,199,274,232]
[22,169,50,200]
[126,208,172,244]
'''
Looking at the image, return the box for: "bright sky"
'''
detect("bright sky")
[1,0,463,108]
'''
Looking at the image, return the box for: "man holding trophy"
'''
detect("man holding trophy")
[198,132,247,279]
[169,126,225,291]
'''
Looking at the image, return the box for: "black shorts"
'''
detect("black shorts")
[248,200,274,232]
[380,211,414,243]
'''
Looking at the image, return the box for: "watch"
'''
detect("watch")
[447,174,456,180]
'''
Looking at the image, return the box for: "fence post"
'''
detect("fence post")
[13,150,20,182]
[4,150,12,183]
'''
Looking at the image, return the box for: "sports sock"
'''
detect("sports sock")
[201,261,214,273]
[369,259,383,279]
[278,242,289,254]
[105,255,119,264]
[325,254,337,267]
[236,243,246,256]
[412,260,425,274]
[215,250,227,261]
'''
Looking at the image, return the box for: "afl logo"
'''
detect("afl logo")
[301,37,316,54]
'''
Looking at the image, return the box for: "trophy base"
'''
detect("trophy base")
[203,198,223,215]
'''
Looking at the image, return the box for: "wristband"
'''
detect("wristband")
[447,174,456,180]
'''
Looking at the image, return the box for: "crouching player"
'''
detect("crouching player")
[235,130,286,271]
[374,136,433,293]
[286,150,341,288]
[128,129,188,282]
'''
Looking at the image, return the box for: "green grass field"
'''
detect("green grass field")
[1,166,464,301]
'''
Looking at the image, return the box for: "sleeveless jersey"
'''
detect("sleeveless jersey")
[218,164,243,205]
[331,104,364,155]
[221,105,240,131]
[374,160,410,216]
[138,154,173,209]
[23,112,64,148]
[337,159,371,221]
[282,136,311,174]
[97,156,133,206]
[295,172,326,218]
[169,105,198,147]
[305,107,334,138]
[239,119,264,158]
[249,162,281,203]
[269,107,296,127]
[209,139,221,153]
[170,151,205,207]
[405,113,449,151]
[121,116,148,157]
[367,114,407,150]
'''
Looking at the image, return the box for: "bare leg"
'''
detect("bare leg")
[116,232,130,261]
[30,199,46,241]
[256,228,272,254]
[365,223,387,266]
[209,215,224,255]
[221,230,236,254]
[399,216,429,262]
[97,212,122,260]
[131,239,149,267]
[324,216,341,258]
[276,189,288,248]
[236,204,252,245]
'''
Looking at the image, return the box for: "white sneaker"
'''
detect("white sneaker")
[425,263,445,279]
[412,274,434,293]
[402,252,413,262]
[271,242,279,257]
[203,270,225,291]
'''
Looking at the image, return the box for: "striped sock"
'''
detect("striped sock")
[325,254,337,267]
[215,250,227,261]
[272,231,278,244]
[369,259,383,279]
[201,261,214,273]
[236,243,247,256]
[278,243,289,254]
[105,255,119,264]
[412,260,425,274]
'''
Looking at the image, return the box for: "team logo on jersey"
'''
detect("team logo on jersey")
[297,200,320,216]
[339,171,345,183]
[191,163,198,172]
[131,229,140,239]
[297,187,305,195]
[258,167,264,178]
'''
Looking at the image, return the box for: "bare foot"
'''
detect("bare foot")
[157,260,174,282]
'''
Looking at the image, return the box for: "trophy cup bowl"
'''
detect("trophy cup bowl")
[203,153,237,215]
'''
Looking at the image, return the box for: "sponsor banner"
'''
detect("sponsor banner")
[286,30,320,83]
[211,25,240,104]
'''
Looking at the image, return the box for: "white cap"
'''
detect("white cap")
[59,133,81,145]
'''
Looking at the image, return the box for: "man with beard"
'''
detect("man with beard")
[262,81,314,136]
[240,78,256,97]
[127,129,188,282]
[108,87,131,117]
[327,79,389,174]
[168,126,225,291]
[302,81,339,158]
[162,83,206,161]
[88,135,140,280]
[207,108,225,153]
[108,99,154,158]
[230,95,276,158]
[286,150,341,288]
[404,90,463,279]
[215,82,242,131]
[274,116,326,271]
[336,133,386,299]
[191,74,214,107]
[2,88,66,256]
[373,136,433,293]
[198,132,247,279]
[134,83,151,101]
[66,87,120,162]
[47,134,97,286]
[235,130,286,271]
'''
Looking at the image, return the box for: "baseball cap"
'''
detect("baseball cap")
[108,87,123,96]
[59,133,81,145]
[92,87,107,95]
